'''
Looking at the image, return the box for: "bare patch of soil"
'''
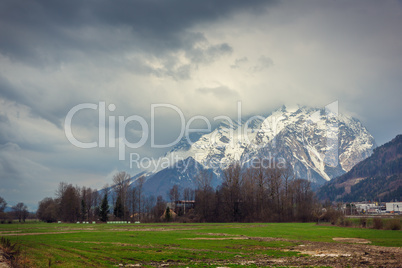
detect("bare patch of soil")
[199,232,243,237]
[0,231,21,234]
[292,241,400,267]
[183,237,248,240]
[110,228,199,232]
[332,237,371,244]
[0,231,79,236]
[68,241,144,247]
[145,236,402,268]
[58,227,95,231]
[251,236,402,267]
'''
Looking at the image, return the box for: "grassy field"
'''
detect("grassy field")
[0,222,401,267]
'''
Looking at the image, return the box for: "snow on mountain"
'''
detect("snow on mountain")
[132,105,376,198]
[163,117,264,171]
[243,105,376,183]
[162,105,375,184]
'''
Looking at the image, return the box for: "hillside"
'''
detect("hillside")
[317,134,402,202]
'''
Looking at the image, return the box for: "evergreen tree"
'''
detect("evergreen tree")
[81,199,87,221]
[165,206,171,222]
[113,195,124,219]
[99,192,109,222]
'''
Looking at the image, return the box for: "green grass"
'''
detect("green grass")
[0,222,400,267]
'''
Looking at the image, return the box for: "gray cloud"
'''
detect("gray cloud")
[0,73,87,128]
[0,113,9,124]
[0,0,275,65]
[0,0,243,130]
[231,57,248,69]
[144,40,233,80]
[0,75,23,104]
[251,55,274,72]
[188,43,233,64]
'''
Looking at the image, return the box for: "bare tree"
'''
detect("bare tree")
[91,189,101,219]
[266,165,283,221]
[0,196,7,213]
[135,175,145,221]
[281,165,294,221]
[0,196,7,222]
[195,169,212,192]
[169,185,181,203]
[12,202,28,222]
[128,187,138,221]
[182,187,195,214]
[194,169,216,221]
[37,198,58,223]
[221,163,243,221]
[154,195,166,221]
[183,188,191,202]
[241,168,256,221]
[254,159,270,220]
[291,178,314,221]
[144,195,155,221]
[57,183,81,222]
[112,172,130,220]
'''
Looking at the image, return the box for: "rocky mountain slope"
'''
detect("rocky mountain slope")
[132,105,376,198]
[317,134,402,202]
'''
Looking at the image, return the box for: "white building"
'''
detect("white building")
[386,202,402,213]
[354,202,378,213]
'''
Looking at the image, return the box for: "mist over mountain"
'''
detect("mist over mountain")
[127,105,376,199]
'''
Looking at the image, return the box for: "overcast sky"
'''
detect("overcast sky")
[1,0,401,209]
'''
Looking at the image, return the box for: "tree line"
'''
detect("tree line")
[36,172,168,223]
[36,159,318,223]
[193,161,317,222]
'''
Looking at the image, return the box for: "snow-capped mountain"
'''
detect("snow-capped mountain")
[134,105,376,198]
[244,105,376,183]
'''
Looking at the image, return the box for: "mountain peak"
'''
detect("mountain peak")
[132,105,376,198]
[163,105,375,184]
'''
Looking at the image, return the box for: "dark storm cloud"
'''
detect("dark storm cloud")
[0,0,276,63]
[0,0,273,129]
